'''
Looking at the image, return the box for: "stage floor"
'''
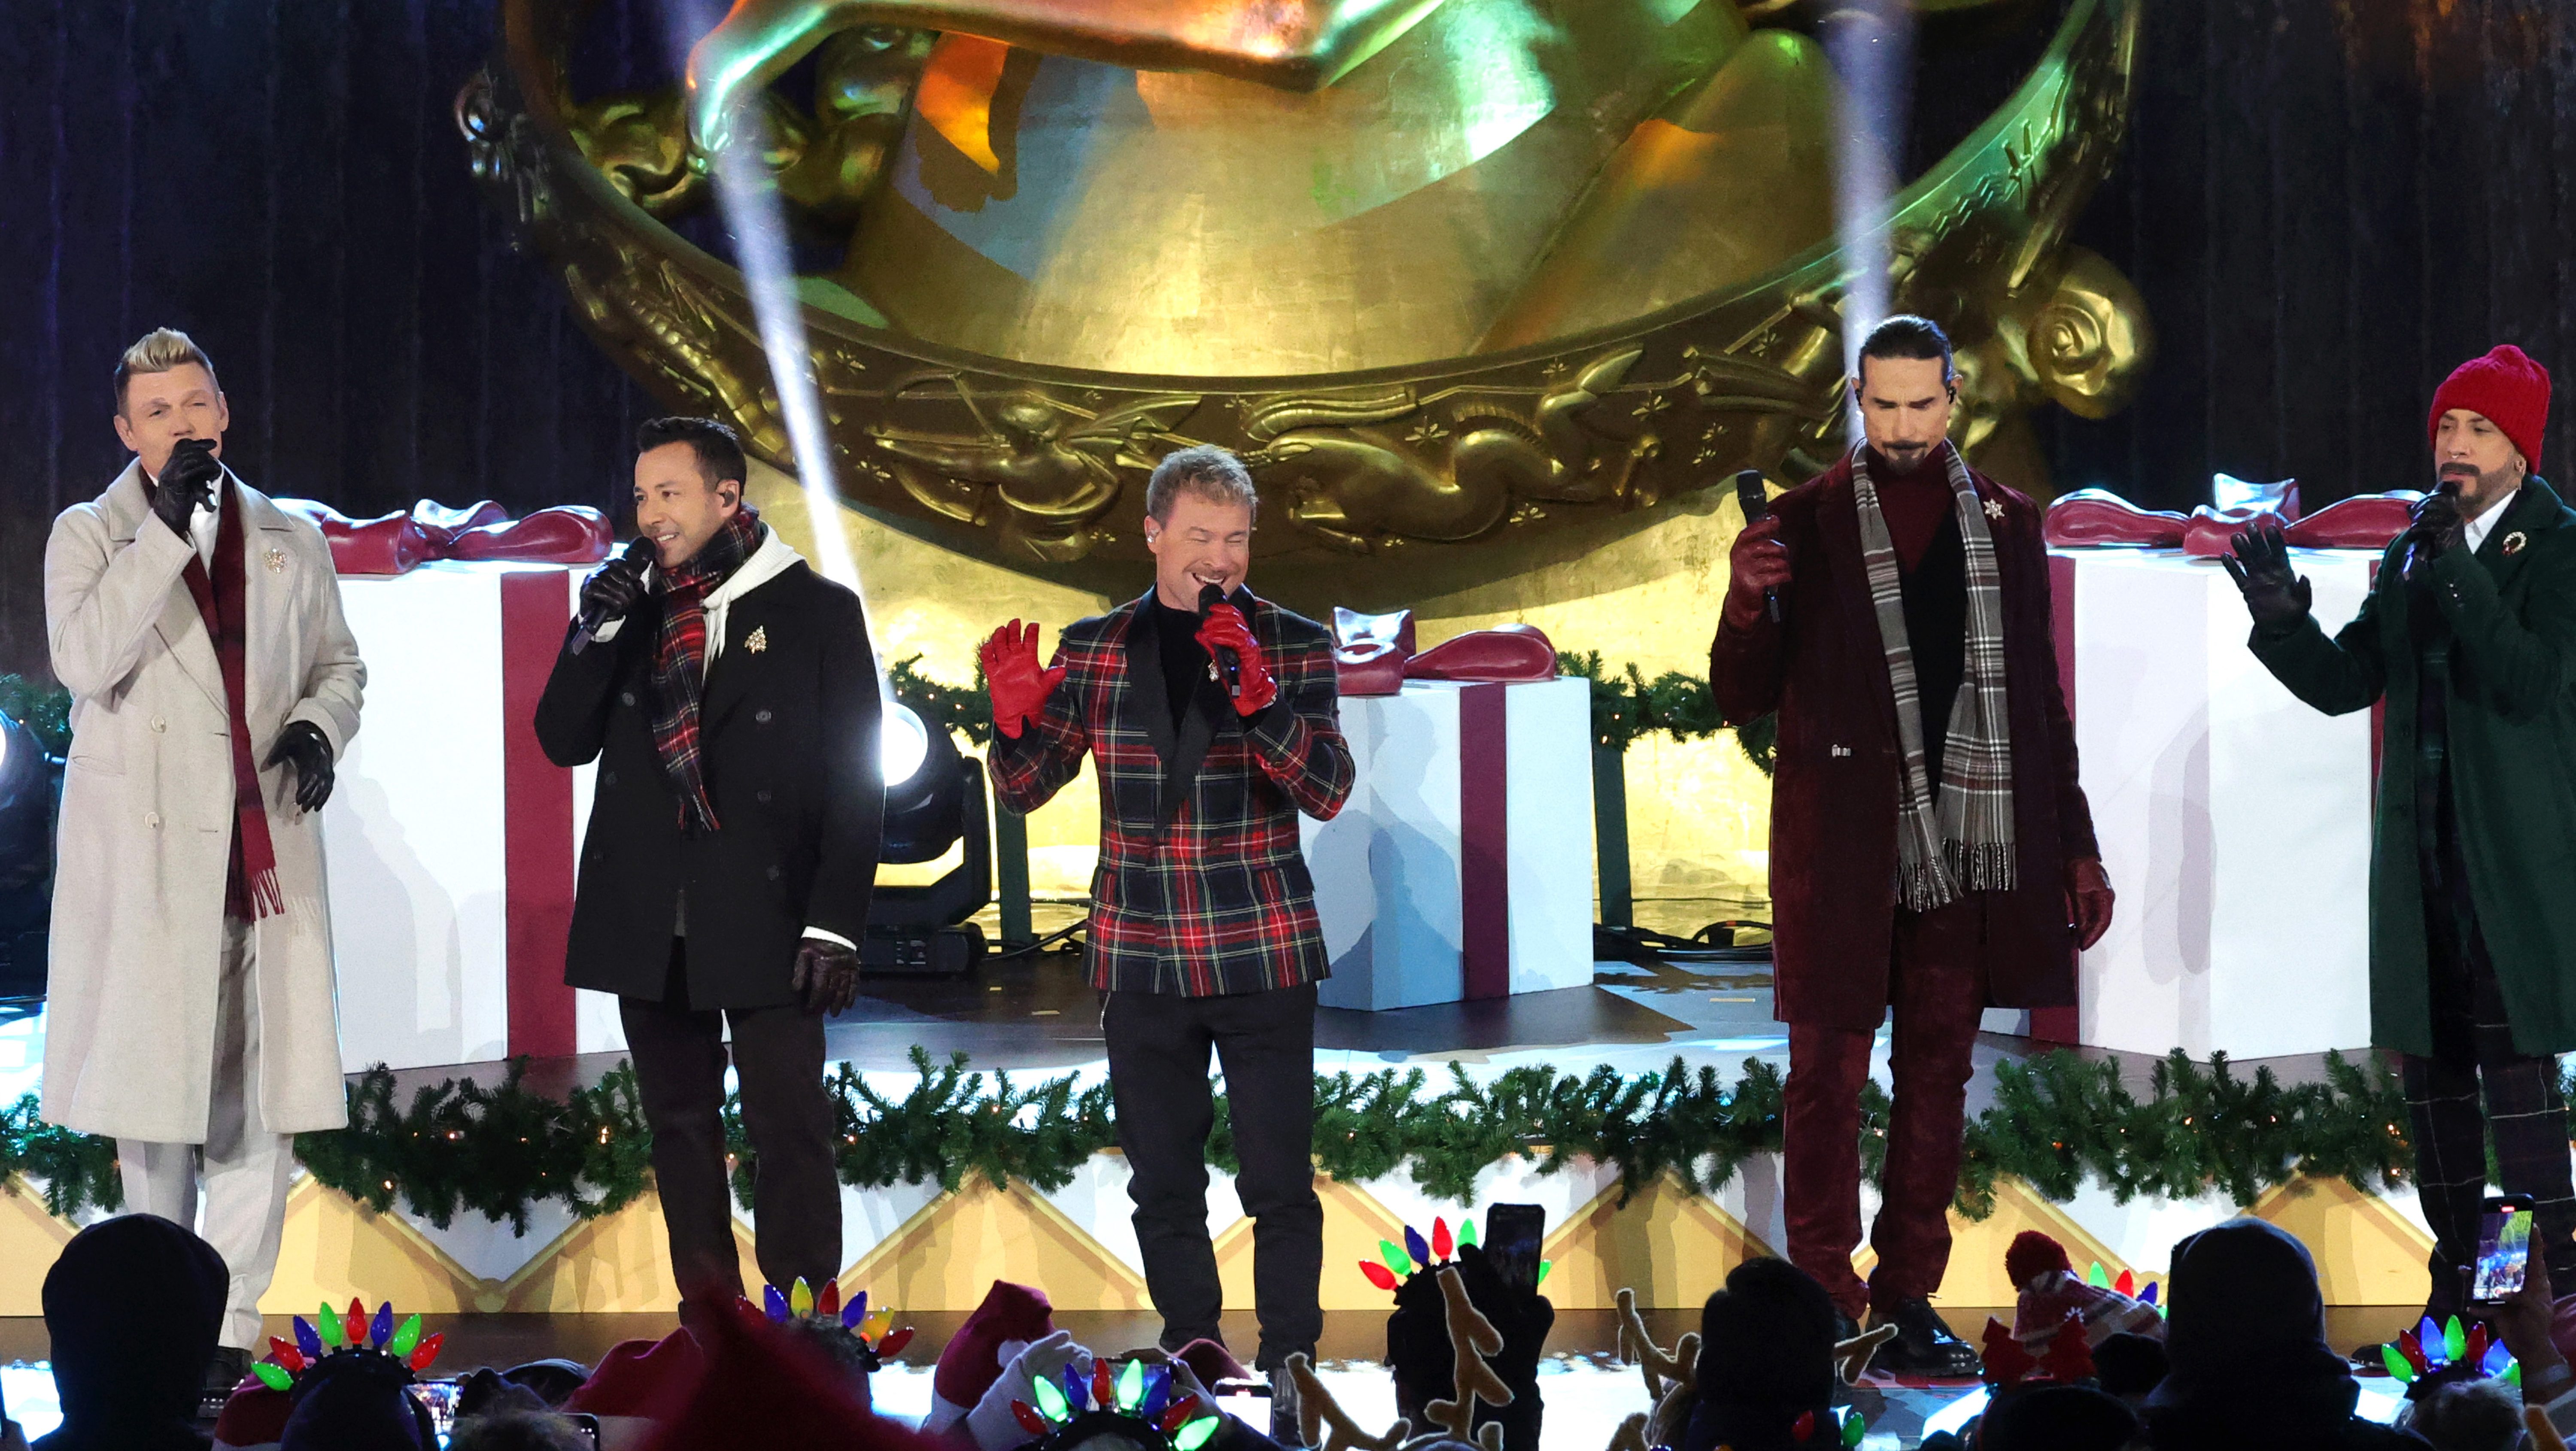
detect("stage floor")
[0,930,2376,1115]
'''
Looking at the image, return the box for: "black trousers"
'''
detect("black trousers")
[1103,984,1322,1370]
[620,941,839,1311]
[2404,803,2576,1312]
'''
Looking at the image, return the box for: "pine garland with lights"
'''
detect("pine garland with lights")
[1558,651,1772,774]
[5,1044,2423,1231]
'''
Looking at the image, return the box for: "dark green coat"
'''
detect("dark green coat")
[2250,478,2576,1057]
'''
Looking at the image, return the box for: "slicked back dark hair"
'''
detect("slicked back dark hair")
[1856,314,1956,389]
[635,416,748,492]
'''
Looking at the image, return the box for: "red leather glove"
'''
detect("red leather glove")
[1725,517,1791,628]
[1194,603,1279,716]
[978,620,1066,739]
[2067,856,2116,950]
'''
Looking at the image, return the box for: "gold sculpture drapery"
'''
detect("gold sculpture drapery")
[460,0,2151,615]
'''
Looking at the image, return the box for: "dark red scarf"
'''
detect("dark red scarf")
[649,503,766,835]
[176,477,285,919]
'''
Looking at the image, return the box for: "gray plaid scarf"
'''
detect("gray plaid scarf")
[1851,441,2017,909]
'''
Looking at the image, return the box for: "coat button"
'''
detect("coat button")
[756,709,774,725]
[150,716,167,732]
[145,811,161,829]
[766,865,782,881]
[603,771,617,787]
[756,789,773,804]
[621,691,637,707]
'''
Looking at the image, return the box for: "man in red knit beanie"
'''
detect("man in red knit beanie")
[2228,344,2574,1355]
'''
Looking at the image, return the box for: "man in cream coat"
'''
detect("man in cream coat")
[42,328,364,1393]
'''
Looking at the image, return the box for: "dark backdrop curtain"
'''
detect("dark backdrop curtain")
[2041,0,2574,513]
[0,0,666,682]
[0,0,2570,681]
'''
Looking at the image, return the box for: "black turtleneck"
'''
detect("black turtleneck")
[1151,595,1212,731]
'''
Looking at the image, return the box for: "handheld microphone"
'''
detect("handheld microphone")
[1735,469,1782,625]
[2403,477,2463,584]
[570,535,657,655]
[1198,581,1242,698]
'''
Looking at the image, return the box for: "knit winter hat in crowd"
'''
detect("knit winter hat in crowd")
[564,1330,706,1451]
[632,1302,943,1451]
[925,1281,1057,1433]
[41,1212,230,1451]
[2429,344,2551,472]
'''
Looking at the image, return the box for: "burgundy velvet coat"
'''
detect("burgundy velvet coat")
[1708,450,2099,1029]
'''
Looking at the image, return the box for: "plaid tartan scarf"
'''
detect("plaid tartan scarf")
[1850,441,2017,909]
[648,502,765,835]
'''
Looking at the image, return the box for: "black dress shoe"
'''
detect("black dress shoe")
[1867,1297,1982,1378]
[201,1345,254,1404]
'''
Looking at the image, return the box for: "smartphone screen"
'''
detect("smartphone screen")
[1485,1203,1547,1294]
[409,1379,461,1441]
[2473,1200,2537,1304]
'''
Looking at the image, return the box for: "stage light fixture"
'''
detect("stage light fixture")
[0,708,60,1002]
[881,700,930,792]
[860,692,991,977]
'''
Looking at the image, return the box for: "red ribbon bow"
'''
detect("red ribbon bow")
[276,498,614,575]
[2042,487,2425,556]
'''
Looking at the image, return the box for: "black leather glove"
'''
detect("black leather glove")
[790,936,861,1015]
[2405,486,2467,566]
[150,438,222,540]
[2221,523,2313,633]
[264,720,336,814]
[578,554,649,628]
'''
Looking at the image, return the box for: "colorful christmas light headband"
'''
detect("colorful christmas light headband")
[253,1299,444,1391]
[759,1278,915,1366]
[1355,1217,1551,1292]
[2383,1314,2519,1391]
[2081,1263,2164,1314]
[1009,1355,1227,1451]
[1791,1406,1868,1448]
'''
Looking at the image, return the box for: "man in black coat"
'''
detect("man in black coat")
[535,416,883,1319]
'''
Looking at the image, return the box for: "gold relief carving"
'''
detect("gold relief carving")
[464,0,2148,607]
[866,383,1203,561]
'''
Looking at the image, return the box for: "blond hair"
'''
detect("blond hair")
[115,328,219,414]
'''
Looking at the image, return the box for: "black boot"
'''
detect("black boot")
[1867,1297,1981,1378]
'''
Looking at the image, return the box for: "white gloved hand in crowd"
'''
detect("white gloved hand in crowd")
[966,1330,1094,1451]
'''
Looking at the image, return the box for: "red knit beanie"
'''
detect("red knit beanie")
[2429,344,2551,472]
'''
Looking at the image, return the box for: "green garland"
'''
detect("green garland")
[3,1046,2420,1232]
[887,654,993,749]
[1557,652,1771,776]
[0,674,73,756]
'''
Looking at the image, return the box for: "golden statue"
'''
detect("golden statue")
[459,0,2151,611]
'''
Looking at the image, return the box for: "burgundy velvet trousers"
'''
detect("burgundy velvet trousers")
[1783,898,1989,1321]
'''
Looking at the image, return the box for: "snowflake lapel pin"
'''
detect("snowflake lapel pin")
[264,547,289,574]
[1983,498,2006,521]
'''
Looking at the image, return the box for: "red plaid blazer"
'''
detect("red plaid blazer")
[991,590,1354,996]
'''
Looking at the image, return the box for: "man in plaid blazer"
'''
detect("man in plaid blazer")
[982,445,1353,1406]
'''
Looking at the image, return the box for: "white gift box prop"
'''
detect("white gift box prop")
[320,563,622,1071]
[2053,547,2377,1058]
[1299,677,1594,1010]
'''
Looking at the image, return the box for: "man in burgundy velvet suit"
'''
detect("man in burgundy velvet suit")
[1710,316,2116,1373]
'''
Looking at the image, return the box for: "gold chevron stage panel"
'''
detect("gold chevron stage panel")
[7,1169,2441,1317]
[1850,1180,2139,1308]
[1537,1177,1775,1311]
[2251,1175,2434,1310]
[845,1176,1153,1313]
[0,1177,78,1316]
